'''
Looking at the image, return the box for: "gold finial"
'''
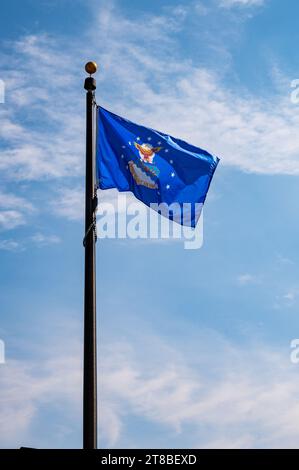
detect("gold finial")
[85,61,98,75]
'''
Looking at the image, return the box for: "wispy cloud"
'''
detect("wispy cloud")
[2,325,299,449]
[100,330,299,448]
[0,34,85,181]
[0,210,26,231]
[0,191,35,213]
[30,232,61,246]
[276,254,295,266]
[0,191,35,231]
[236,273,257,285]
[0,359,81,448]
[88,3,299,177]
[50,187,137,221]
[219,0,265,7]
[0,333,82,448]
[50,187,84,221]
[0,239,22,251]
[0,0,298,194]
[276,287,299,308]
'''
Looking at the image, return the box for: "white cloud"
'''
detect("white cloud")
[0,191,34,213]
[0,239,22,251]
[219,0,265,7]
[0,210,26,230]
[1,320,299,449]
[88,5,299,176]
[276,254,294,266]
[0,2,285,232]
[0,337,82,448]
[100,331,299,448]
[50,187,137,221]
[237,273,256,285]
[194,2,209,15]
[0,191,35,231]
[0,233,60,251]
[284,291,296,301]
[50,187,84,221]
[280,287,299,307]
[0,1,298,188]
[0,34,85,181]
[30,232,61,245]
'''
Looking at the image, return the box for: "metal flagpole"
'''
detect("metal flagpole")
[83,61,98,449]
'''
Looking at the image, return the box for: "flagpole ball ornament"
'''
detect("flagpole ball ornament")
[85,61,98,75]
[84,68,97,91]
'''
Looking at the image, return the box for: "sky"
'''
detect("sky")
[1,0,299,449]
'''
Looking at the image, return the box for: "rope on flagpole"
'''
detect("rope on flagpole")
[82,220,97,247]
[83,193,98,247]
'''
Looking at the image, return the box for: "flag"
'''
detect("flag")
[96,106,219,227]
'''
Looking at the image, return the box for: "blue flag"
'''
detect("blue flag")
[96,106,219,228]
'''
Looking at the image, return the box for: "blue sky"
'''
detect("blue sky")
[1,0,299,449]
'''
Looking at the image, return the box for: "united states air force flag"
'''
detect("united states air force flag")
[96,107,219,228]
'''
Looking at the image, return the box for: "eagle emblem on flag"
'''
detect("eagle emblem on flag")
[128,142,162,189]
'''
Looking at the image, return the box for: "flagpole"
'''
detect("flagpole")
[83,61,98,449]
